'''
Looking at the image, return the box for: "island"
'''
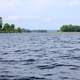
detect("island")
[60,24,80,32]
[0,17,23,33]
[0,17,48,33]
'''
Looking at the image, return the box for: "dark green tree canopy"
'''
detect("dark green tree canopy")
[16,27,22,33]
[11,24,15,30]
[2,23,22,33]
[3,23,11,32]
[60,24,80,32]
[0,17,2,30]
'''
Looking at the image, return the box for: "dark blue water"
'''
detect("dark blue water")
[0,33,80,80]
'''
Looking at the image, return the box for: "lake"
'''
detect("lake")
[0,32,80,80]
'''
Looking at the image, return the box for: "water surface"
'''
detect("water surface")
[0,32,80,80]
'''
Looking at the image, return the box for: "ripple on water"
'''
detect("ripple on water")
[0,75,15,80]
[14,50,22,53]
[36,63,80,70]
[14,76,50,80]
[0,58,36,65]
[27,48,43,52]
[3,53,9,55]
[0,76,39,80]
[22,59,36,65]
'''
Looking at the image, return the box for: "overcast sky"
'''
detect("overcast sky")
[0,0,80,30]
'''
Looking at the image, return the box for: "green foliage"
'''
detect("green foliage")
[60,24,80,32]
[0,17,2,31]
[16,27,22,33]
[0,17,29,33]
[0,24,2,30]
[2,23,11,32]
[2,23,22,33]
[2,23,15,33]
[11,24,15,30]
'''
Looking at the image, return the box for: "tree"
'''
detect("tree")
[11,24,15,29]
[16,27,22,33]
[0,24,2,31]
[3,23,11,32]
[10,24,15,32]
[60,25,69,32]
[60,24,80,32]
[0,17,2,32]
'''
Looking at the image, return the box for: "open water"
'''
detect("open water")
[0,33,80,80]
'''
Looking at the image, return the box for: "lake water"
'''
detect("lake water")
[0,33,80,80]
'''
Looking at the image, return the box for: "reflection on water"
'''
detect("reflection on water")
[0,33,80,80]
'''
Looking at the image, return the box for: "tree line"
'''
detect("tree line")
[0,23,48,33]
[0,23,22,33]
[60,24,80,32]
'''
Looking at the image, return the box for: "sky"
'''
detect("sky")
[0,0,80,30]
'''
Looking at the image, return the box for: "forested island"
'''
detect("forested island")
[0,23,23,33]
[0,17,47,33]
[60,24,80,32]
[0,17,23,33]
